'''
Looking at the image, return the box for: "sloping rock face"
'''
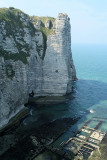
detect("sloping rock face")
[0,8,76,128]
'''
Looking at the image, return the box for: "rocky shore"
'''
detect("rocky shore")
[28,93,74,106]
[0,116,80,160]
[0,107,29,136]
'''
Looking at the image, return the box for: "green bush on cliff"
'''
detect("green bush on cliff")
[0,8,25,27]
[0,7,36,35]
[6,64,15,79]
[87,145,107,160]
[40,25,54,58]
[32,16,54,24]
[0,47,29,64]
[31,16,55,59]
[100,144,107,160]
[0,8,36,64]
[0,8,55,63]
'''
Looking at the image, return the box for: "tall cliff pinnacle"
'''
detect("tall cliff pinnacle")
[0,8,76,129]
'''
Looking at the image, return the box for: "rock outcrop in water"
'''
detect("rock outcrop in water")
[0,8,76,128]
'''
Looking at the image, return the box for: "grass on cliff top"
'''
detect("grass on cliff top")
[31,16,55,59]
[31,16,55,25]
[0,7,36,64]
[31,16,55,37]
[0,7,36,33]
[40,26,54,59]
[0,7,25,26]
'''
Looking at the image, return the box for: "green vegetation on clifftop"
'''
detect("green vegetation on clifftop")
[31,16,55,58]
[0,7,26,28]
[0,7,36,64]
[0,8,56,63]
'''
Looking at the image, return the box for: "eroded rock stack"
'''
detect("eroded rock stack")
[0,8,76,128]
[42,13,76,96]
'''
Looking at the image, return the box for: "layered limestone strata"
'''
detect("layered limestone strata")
[0,8,76,128]
[41,13,76,96]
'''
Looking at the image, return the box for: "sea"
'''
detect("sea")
[34,43,107,160]
[1,44,107,160]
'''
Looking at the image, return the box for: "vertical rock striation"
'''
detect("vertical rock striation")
[0,8,76,128]
[41,13,76,96]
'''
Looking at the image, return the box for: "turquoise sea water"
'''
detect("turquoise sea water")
[1,44,107,160]
[73,44,107,83]
[24,44,107,125]
[34,44,107,159]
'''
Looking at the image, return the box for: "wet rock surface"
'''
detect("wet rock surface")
[0,117,79,159]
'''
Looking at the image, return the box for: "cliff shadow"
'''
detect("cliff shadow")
[28,79,107,122]
[1,79,107,160]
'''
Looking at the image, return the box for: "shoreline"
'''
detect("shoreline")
[0,107,30,136]
[0,91,78,159]
[0,116,80,159]
[28,94,74,106]
[0,89,76,135]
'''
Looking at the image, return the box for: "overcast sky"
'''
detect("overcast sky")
[0,0,107,44]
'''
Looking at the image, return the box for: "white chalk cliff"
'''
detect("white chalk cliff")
[0,8,76,128]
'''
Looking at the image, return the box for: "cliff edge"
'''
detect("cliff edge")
[0,8,76,128]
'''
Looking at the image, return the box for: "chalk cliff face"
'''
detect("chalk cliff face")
[42,13,76,95]
[0,8,76,128]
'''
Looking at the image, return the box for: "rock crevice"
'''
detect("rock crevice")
[0,9,76,128]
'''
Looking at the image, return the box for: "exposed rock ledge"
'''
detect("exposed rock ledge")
[0,8,76,129]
